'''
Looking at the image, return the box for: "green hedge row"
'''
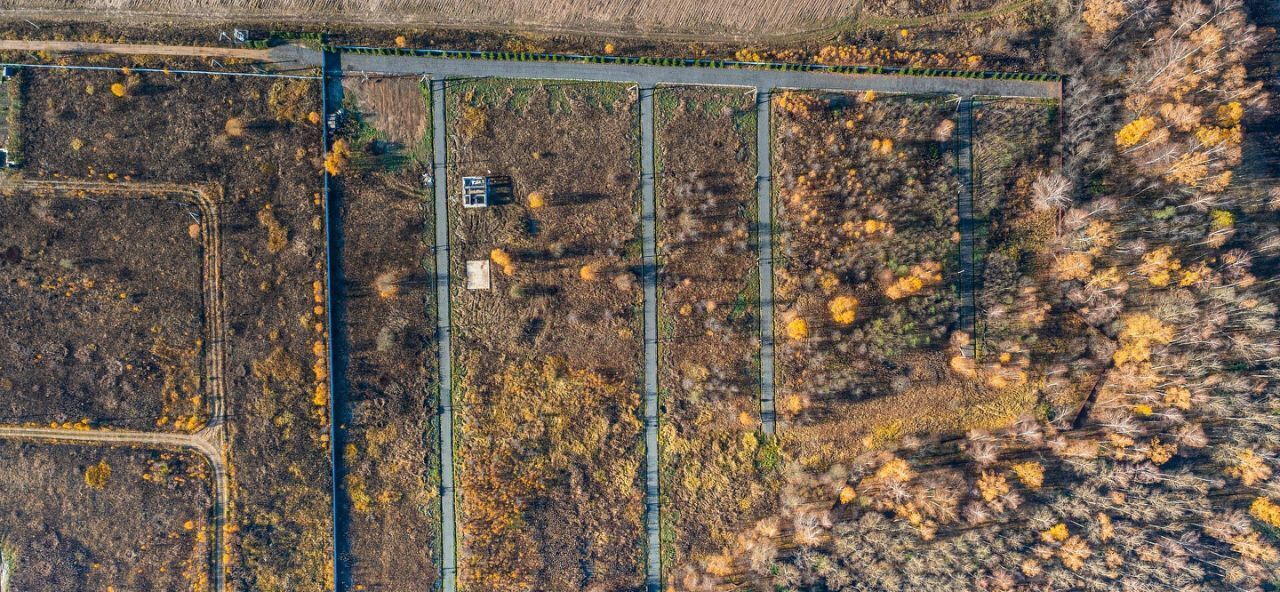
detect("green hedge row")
[324,44,1062,82]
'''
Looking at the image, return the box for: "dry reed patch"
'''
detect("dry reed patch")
[342,77,429,149]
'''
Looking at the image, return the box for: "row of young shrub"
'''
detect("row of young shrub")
[324,44,1061,82]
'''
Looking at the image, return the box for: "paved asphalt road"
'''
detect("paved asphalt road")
[274,45,1059,99]
[638,86,662,592]
[430,76,460,592]
[755,89,777,435]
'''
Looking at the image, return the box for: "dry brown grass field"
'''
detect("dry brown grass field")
[0,0,1044,39]
[2,0,860,38]
[0,0,859,38]
[653,86,781,587]
[446,78,645,592]
[18,67,332,591]
[0,184,208,432]
[332,76,440,591]
[0,441,213,591]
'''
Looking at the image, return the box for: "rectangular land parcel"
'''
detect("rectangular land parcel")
[773,90,979,465]
[653,85,779,582]
[0,183,209,431]
[333,75,441,590]
[16,67,334,591]
[446,78,646,592]
[0,441,213,590]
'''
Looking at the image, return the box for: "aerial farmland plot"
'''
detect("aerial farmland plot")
[331,75,441,590]
[1,1,1278,590]
[0,182,209,432]
[652,85,781,585]
[12,66,334,591]
[0,440,213,591]
[445,77,646,592]
[772,90,995,466]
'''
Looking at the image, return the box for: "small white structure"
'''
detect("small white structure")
[462,176,490,208]
[465,260,491,290]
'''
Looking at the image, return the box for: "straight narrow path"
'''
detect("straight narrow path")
[956,96,977,359]
[431,76,459,592]
[0,39,271,60]
[638,85,662,592]
[755,89,776,435]
[321,49,353,592]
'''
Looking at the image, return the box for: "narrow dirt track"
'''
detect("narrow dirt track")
[0,426,229,592]
[0,39,270,60]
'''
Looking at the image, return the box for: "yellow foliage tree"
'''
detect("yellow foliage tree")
[324,139,352,176]
[1138,246,1181,287]
[84,460,112,489]
[838,485,857,504]
[1250,497,1280,529]
[1113,313,1174,367]
[885,261,942,300]
[1115,116,1157,147]
[1226,449,1272,486]
[977,470,1010,502]
[1041,523,1069,543]
[828,295,859,325]
[1011,462,1044,491]
[490,248,515,276]
[110,82,127,98]
[1082,0,1128,35]
[1217,101,1244,126]
[1059,536,1092,571]
[1053,251,1094,282]
[776,91,821,119]
[785,318,809,341]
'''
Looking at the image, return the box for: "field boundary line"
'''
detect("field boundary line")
[755,88,776,435]
[430,75,458,592]
[638,85,662,592]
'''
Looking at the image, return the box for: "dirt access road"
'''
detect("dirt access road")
[0,39,269,60]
